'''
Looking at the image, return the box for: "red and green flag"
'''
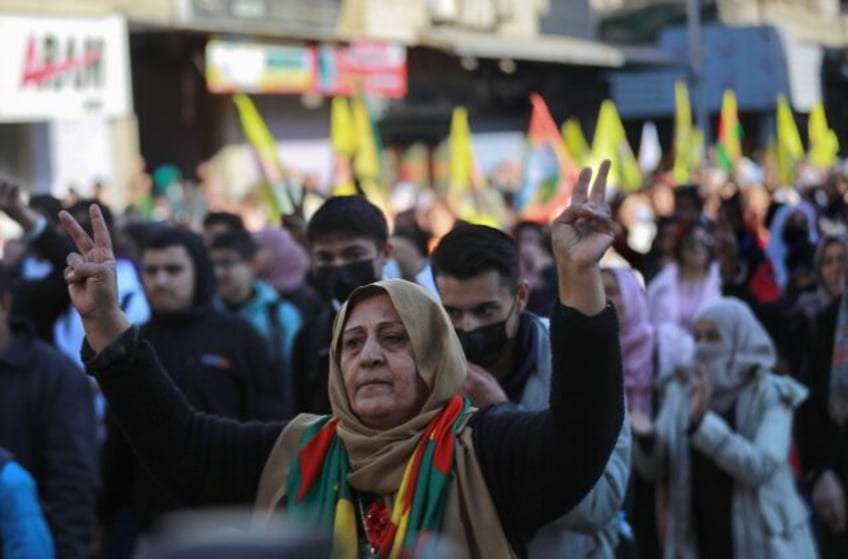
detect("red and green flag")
[716,89,743,172]
[515,93,578,223]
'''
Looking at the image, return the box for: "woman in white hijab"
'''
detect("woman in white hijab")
[631,297,817,558]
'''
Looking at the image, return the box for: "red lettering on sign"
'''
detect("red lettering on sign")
[20,35,103,88]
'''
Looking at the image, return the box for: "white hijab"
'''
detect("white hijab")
[694,298,777,412]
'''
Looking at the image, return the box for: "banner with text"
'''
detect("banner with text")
[206,39,407,98]
[0,14,132,122]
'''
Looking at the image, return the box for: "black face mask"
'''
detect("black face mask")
[313,259,377,303]
[454,297,519,368]
[455,321,510,368]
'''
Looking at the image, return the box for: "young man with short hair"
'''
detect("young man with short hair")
[291,195,391,414]
[432,223,631,559]
[100,227,286,547]
[210,230,303,416]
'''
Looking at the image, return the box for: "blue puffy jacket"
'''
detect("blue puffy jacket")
[0,448,54,559]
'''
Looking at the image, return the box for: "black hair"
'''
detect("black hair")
[513,220,553,256]
[143,226,216,306]
[202,211,245,233]
[673,219,714,264]
[209,229,259,261]
[513,220,545,240]
[0,263,11,298]
[392,209,431,259]
[431,223,519,292]
[28,194,63,225]
[307,195,388,249]
[673,184,703,213]
[69,199,114,229]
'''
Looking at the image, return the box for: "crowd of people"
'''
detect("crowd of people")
[0,153,846,559]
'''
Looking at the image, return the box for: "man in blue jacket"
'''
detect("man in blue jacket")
[210,229,303,417]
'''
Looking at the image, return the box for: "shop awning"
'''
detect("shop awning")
[418,27,626,68]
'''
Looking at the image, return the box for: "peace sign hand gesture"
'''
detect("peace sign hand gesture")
[552,160,614,271]
[551,161,614,315]
[59,205,130,353]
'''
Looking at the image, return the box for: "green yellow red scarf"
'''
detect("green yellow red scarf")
[286,395,470,558]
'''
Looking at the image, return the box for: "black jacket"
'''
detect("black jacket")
[86,303,623,558]
[101,227,286,532]
[291,309,335,414]
[0,321,96,559]
[11,225,77,344]
[796,298,848,491]
[101,307,287,531]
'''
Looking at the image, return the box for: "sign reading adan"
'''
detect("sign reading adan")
[0,15,131,123]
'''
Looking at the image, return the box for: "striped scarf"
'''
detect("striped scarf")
[286,396,470,559]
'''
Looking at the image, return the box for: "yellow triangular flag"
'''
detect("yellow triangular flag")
[673,81,693,184]
[330,97,357,196]
[591,100,642,191]
[776,94,804,185]
[562,118,591,167]
[449,107,474,192]
[808,101,839,169]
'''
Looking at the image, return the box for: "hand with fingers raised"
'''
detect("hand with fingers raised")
[0,178,41,232]
[59,205,130,353]
[552,160,614,315]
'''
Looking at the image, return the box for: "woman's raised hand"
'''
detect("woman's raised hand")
[551,160,614,271]
[59,205,130,353]
[551,161,614,315]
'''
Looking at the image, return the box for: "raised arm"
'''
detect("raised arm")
[471,162,625,550]
[60,206,283,506]
[0,180,75,340]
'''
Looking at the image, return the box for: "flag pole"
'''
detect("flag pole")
[687,0,710,163]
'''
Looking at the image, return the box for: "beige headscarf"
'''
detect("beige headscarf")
[255,279,515,558]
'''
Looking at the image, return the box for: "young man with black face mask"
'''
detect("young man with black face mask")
[291,196,391,414]
[431,223,631,559]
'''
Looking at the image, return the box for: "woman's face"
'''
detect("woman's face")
[680,229,712,272]
[600,270,624,322]
[693,318,722,344]
[340,293,428,430]
[820,241,847,297]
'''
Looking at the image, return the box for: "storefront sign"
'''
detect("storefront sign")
[318,42,407,98]
[0,14,132,122]
[206,39,407,98]
[207,41,317,93]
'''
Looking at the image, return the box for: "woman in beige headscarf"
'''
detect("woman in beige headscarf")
[56,163,623,558]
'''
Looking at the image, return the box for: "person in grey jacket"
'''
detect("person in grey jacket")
[432,223,631,559]
[631,297,817,559]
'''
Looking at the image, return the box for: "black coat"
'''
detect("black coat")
[291,309,335,415]
[11,225,77,344]
[0,321,97,559]
[101,307,286,532]
[101,307,285,531]
[796,298,848,488]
